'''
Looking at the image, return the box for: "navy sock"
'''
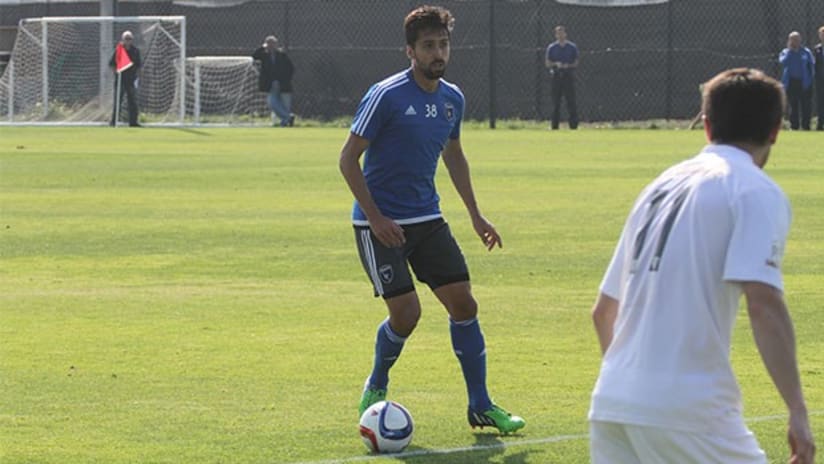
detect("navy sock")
[450,317,492,411]
[367,319,407,390]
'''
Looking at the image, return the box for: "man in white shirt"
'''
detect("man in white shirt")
[589,68,815,463]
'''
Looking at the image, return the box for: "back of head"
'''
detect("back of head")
[701,68,785,146]
[404,5,453,46]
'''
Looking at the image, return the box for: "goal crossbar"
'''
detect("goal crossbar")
[0,15,187,125]
[21,16,186,24]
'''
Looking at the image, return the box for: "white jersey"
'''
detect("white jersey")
[589,144,791,433]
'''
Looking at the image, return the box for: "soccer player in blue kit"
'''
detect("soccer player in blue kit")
[339,5,525,434]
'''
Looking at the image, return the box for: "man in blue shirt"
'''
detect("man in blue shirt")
[545,25,580,130]
[779,31,815,130]
[339,5,525,435]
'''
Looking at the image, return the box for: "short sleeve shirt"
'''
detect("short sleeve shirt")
[545,41,579,64]
[591,144,791,433]
[350,69,465,225]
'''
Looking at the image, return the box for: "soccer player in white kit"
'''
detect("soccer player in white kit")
[589,68,816,463]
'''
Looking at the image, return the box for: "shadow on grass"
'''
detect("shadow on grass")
[160,126,213,136]
[389,432,541,464]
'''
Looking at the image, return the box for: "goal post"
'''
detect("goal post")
[179,56,266,125]
[0,16,185,125]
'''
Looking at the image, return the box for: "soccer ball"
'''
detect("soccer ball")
[358,401,414,453]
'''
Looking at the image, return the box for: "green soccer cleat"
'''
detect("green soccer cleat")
[468,404,526,434]
[358,384,387,417]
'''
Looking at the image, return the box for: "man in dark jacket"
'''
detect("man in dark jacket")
[109,30,142,127]
[252,35,295,127]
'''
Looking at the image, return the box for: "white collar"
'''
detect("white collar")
[701,144,756,166]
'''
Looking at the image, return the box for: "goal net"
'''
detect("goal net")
[175,56,267,125]
[0,16,185,125]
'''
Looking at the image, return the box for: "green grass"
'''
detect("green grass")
[1,126,822,463]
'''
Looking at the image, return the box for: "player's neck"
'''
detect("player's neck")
[723,141,769,168]
[411,67,440,93]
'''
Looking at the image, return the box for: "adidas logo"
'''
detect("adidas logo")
[404,105,417,116]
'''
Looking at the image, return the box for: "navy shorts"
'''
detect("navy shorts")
[354,218,470,299]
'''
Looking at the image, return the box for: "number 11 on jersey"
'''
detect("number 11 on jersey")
[631,188,688,273]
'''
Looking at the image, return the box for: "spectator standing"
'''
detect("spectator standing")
[779,31,815,130]
[109,30,141,127]
[252,35,295,127]
[545,25,579,130]
[814,26,824,131]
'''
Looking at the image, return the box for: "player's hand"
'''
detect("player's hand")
[369,215,405,248]
[472,215,502,251]
[788,410,815,464]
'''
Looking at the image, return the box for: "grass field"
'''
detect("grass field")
[1,126,822,463]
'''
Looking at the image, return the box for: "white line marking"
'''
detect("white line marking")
[290,410,824,464]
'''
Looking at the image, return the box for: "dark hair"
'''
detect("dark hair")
[701,68,785,145]
[404,5,453,46]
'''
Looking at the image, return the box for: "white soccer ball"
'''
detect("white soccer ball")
[358,401,414,453]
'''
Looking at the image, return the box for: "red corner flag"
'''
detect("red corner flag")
[115,43,133,73]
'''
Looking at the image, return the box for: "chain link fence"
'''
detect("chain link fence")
[2,0,821,123]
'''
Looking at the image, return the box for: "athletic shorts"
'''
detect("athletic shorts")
[590,420,767,464]
[354,218,469,299]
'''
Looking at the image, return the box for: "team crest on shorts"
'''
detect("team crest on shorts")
[379,264,394,284]
[444,102,456,122]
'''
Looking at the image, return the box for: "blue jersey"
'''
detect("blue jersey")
[546,41,578,65]
[350,68,464,225]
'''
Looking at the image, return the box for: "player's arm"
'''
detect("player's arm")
[592,214,629,356]
[591,292,618,356]
[742,281,815,463]
[338,132,405,248]
[441,137,501,250]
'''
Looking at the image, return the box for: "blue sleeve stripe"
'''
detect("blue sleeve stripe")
[352,77,408,136]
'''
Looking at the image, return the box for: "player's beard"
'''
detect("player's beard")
[422,60,446,80]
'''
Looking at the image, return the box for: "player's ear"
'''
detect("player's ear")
[767,121,781,145]
[405,44,415,61]
[702,115,712,142]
